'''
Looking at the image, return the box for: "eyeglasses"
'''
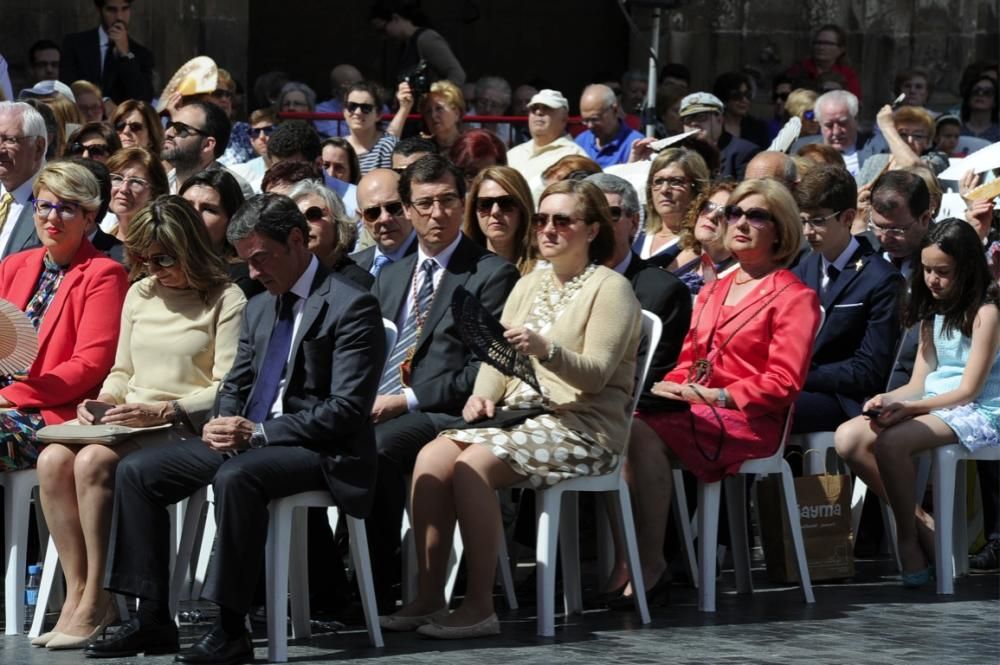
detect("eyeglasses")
[0,134,31,149]
[251,125,275,138]
[724,205,774,228]
[34,198,82,219]
[802,110,816,122]
[580,107,612,126]
[971,86,995,97]
[651,176,690,191]
[867,214,910,238]
[361,201,404,222]
[699,201,724,217]
[608,205,623,221]
[729,90,752,101]
[110,173,150,193]
[68,142,110,158]
[531,213,582,230]
[800,210,842,227]
[475,195,517,214]
[135,254,177,269]
[115,121,145,134]
[303,206,326,221]
[346,101,375,114]
[165,121,209,139]
[409,193,462,215]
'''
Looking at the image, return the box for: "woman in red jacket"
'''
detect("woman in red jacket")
[0,160,128,471]
[786,24,862,99]
[609,178,820,604]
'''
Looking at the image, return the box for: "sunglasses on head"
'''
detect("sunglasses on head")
[531,213,580,229]
[68,142,110,158]
[346,101,375,114]
[361,201,404,222]
[724,205,774,228]
[303,206,326,221]
[475,195,517,214]
[115,121,145,133]
[135,254,177,269]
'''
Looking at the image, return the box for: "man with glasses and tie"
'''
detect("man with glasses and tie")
[790,165,903,435]
[88,193,385,662]
[60,0,154,103]
[0,101,47,259]
[367,154,519,612]
[351,168,417,275]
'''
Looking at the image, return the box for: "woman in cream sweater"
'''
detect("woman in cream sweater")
[33,196,246,650]
[381,179,642,639]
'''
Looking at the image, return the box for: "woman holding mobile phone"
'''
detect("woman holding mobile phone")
[33,196,245,650]
[835,219,1000,587]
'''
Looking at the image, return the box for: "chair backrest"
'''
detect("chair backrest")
[630,310,662,414]
[382,318,398,366]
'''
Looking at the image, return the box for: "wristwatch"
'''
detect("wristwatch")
[716,388,728,409]
[248,423,267,449]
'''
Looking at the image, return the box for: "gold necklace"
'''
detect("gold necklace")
[733,271,759,286]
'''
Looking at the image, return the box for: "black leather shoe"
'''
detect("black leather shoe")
[175,625,253,665]
[84,617,179,658]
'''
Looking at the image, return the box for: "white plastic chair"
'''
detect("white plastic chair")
[262,318,396,661]
[2,468,38,635]
[521,310,660,637]
[932,443,1000,594]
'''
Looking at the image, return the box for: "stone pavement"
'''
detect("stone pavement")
[2,556,998,665]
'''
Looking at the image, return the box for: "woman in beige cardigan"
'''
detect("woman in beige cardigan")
[33,196,246,650]
[381,179,642,639]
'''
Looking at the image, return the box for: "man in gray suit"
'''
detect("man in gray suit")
[368,154,520,610]
[0,101,46,258]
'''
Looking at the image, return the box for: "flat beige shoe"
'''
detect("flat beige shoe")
[31,631,59,647]
[379,606,450,632]
[416,613,500,640]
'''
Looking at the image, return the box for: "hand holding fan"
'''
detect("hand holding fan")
[451,287,542,394]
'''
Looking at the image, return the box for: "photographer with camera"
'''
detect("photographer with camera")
[371,1,466,87]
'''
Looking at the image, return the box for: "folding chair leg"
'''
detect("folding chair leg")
[671,468,698,588]
[724,475,753,594]
[496,524,518,610]
[29,536,60,637]
[934,449,958,594]
[779,461,815,603]
[265,501,293,664]
[288,509,310,640]
[346,517,384,648]
[616,479,650,624]
[559,492,582,616]
[697,480,721,612]
[444,526,463,603]
[535,489,562,637]
[3,477,33,635]
[170,489,208,622]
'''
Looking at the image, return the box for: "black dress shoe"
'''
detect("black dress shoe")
[84,617,180,658]
[175,625,253,665]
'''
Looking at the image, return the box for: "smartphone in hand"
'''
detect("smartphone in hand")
[84,400,113,424]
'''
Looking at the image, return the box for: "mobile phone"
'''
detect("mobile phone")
[862,408,882,419]
[84,400,113,424]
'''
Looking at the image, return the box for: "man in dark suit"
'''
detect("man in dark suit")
[587,173,691,407]
[86,194,385,662]
[0,102,46,259]
[368,154,519,610]
[791,165,904,433]
[350,168,416,275]
[60,0,154,103]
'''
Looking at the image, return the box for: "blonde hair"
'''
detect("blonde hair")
[726,178,803,268]
[70,80,102,101]
[423,80,466,116]
[785,88,818,119]
[125,195,230,299]
[643,148,710,235]
[33,161,101,212]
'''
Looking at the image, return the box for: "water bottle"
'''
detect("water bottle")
[24,563,41,631]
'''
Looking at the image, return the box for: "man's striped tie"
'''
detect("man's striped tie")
[379,259,438,395]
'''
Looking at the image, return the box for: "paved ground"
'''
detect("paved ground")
[3,556,998,665]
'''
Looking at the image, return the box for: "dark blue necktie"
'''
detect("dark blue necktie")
[245,292,299,422]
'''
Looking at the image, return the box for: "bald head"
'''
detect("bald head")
[357,168,412,252]
[580,84,620,143]
[331,64,363,92]
[745,151,798,189]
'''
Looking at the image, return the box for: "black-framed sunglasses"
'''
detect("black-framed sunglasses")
[361,201,404,222]
[251,125,275,138]
[166,121,209,139]
[68,142,110,158]
[135,254,177,269]
[724,205,774,228]
[303,206,327,221]
[346,101,375,114]
[475,195,517,214]
[115,121,145,133]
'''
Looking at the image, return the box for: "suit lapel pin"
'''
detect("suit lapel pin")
[854,258,864,272]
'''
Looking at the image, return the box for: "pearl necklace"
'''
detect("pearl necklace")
[533,263,597,328]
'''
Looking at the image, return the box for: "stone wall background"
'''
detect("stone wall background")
[1,0,996,123]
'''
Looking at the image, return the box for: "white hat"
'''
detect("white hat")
[679,92,724,117]
[19,80,76,104]
[528,89,569,110]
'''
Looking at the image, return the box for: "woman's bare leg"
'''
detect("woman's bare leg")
[835,415,889,501]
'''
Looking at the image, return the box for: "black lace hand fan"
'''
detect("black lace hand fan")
[451,287,542,395]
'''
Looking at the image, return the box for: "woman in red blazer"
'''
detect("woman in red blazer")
[607,178,820,604]
[0,161,128,471]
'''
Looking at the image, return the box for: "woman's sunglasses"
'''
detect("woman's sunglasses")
[724,205,774,228]
[346,101,375,114]
[475,195,517,214]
